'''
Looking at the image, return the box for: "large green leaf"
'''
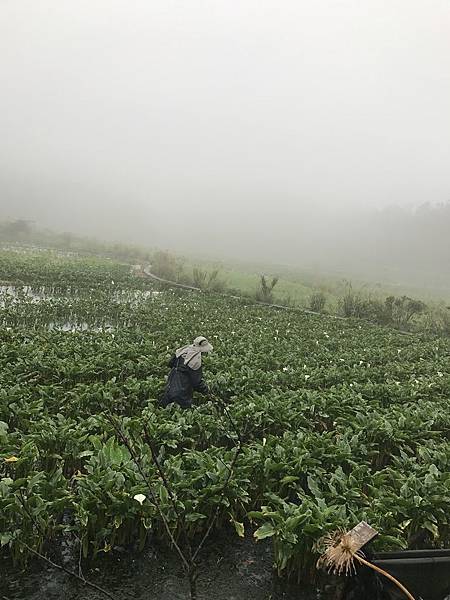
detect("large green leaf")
[254,523,276,540]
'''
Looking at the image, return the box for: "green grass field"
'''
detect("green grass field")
[184,255,450,310]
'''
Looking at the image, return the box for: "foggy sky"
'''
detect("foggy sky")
[1,1,450,263]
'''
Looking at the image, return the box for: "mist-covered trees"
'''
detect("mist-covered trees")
[0,219,34,239]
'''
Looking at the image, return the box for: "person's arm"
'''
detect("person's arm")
[168,355,176,368]
[190,366,209,395]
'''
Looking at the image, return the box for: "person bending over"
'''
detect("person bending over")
[160,336,213,409]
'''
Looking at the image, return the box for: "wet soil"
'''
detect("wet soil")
[0,532,335,600]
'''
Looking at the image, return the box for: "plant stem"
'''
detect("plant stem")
[104,411,191,573]
[191,441,242,563]
[189,567,198,600]
[354,554,416,600]
[20,542,117,600]
[212,394,242,444]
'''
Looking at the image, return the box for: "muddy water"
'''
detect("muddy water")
[1,533,336,600]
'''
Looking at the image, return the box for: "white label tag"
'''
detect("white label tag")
[347,521,378,551]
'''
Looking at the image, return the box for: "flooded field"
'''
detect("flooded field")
[1,252,449,600]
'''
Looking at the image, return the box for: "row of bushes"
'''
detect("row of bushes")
[150,251,228,292]
[309,284,450,335]
[151,253,285,303]
[152,252,449,336]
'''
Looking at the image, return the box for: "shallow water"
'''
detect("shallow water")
[47,322,116,333]
[0,285,164,329]
[0,286,162,304]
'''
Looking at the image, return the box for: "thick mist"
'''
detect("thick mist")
[1,1,449,286]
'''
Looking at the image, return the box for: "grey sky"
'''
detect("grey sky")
[1,0,450,256]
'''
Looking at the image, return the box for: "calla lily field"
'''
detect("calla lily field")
[0,250,449,585]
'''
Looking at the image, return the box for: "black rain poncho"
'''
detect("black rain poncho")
[160,354,209,409]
